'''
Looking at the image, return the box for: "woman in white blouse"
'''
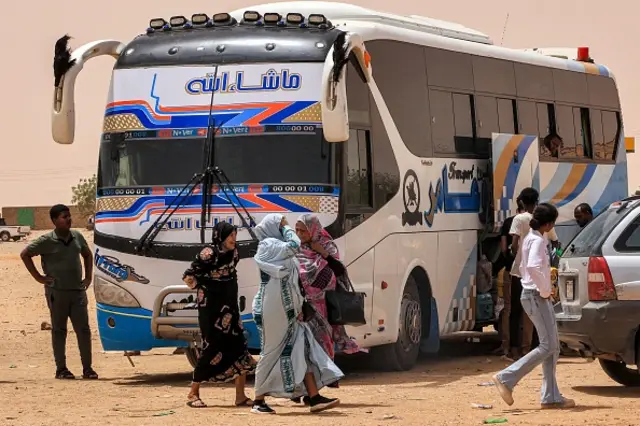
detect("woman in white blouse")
[492,203,575,409]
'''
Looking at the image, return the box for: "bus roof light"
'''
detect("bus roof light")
[213,13,231,23]
[242,11,261,22]
[577,46,593,63]
[286,13,304,25]
[264,13,281,24]
[169,16,187,27]
[149,18,167,30]
[191,14,209,25]
[308,14,327,25]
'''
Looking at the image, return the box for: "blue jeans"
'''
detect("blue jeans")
[496,289,562,404]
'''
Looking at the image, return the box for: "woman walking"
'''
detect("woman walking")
[182,222,256,408]
[294,215,362,375]
[492,203,575,409]
[251,213,343,414]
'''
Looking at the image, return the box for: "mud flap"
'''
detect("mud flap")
[420,298,440,354]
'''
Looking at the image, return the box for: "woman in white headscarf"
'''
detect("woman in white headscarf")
[250,213,344,415]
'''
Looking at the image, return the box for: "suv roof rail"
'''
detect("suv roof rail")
[621,195,640,202]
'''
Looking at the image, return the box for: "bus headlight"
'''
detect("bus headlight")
[94,276,141,308]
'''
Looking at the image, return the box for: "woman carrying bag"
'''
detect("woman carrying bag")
[293,214,365,397]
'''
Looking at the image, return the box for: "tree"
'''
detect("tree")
[71,175,97,218]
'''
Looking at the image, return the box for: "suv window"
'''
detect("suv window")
[614,213,640,252]
[563,202,637,258]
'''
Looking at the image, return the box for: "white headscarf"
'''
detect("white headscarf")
[253,213,300,278]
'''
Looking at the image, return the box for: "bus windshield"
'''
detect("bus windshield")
[97,130,336,187]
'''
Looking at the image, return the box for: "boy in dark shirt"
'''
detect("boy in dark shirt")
[20,204,98,380]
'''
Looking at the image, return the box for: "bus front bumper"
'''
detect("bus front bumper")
[96,304,188,351]
[150,285,261,350]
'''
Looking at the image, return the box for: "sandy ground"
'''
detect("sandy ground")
[1,231,640,426]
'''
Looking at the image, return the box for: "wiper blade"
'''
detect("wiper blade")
[135,172,204,254]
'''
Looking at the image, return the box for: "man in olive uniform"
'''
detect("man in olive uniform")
[21,204,98,380]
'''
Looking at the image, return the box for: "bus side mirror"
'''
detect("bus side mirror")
[52,39,125,145]
[321,32,371,143]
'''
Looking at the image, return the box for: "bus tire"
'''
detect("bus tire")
[185,347,200,369]
[371,276,421,371]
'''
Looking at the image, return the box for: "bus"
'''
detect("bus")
[51,2,631,371]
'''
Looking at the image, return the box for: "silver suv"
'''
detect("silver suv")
[556,197,640,386]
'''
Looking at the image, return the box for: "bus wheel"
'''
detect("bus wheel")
[371,276,422,371]
[185,346,200,369]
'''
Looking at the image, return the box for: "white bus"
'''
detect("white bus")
[52,2,630,370]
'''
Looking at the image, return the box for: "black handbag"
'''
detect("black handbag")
[325,274,366,326]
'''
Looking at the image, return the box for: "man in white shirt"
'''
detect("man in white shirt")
[508,188,558,358]
[493,203,575,409]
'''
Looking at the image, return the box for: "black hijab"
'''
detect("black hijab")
[212,221,237,265]
[213,221,236,246]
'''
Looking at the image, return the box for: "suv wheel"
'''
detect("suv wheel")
[598,359,640,387]
[0,232,10,242]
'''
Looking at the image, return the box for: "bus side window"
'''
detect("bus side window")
[346,128,373,208]
[516,100,537,135]
[590,109,605,160]
[602,110,620,161]
[497,98,517,134]
[452,93,475,156]
[556,105,577,159]
[475,95,498,151]
[430,89,456,155]
[573,107,593,159]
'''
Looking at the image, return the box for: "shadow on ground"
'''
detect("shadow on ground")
[113,332,505,390]
[573,385,640,399]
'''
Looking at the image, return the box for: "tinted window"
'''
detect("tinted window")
[563,204,632,258]
[587,75,620,109]
[590,109,605,160]
[517,100,537,135]
[98,132,335,187]
[497,98,517,134]
[615,214,640,251]
[514,63,554,100]
[472,56,516,96]
[553,69,588,104]
[602,110,620,161]
[556,105,577,159]
[99,137,205,187]
[367,40,432,157]
[425,47,474,91]
[475,96,499,139]
[346,129,372,207]
[346,61,370,126]
[453,93,475,154]
[430,89,455,154]
[573,107,593,159]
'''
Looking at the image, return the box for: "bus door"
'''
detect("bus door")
[491,133,540,231]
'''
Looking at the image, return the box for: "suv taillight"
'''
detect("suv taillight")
[587,256,617,301]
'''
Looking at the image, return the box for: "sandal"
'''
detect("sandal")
[235,397,254,407]
[187,397,207,408]
[55,369,76,380]
[83,369,99,380]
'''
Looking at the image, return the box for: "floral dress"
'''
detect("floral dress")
[183,245,256,383]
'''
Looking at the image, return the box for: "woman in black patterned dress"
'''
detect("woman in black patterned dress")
[183,221,256,408]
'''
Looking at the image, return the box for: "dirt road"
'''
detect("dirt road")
[1,232,639,425]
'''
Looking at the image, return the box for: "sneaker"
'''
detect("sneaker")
[492,375,514,406]
[290,396,311,405]
[309,395,340,413]
[251,401,275,414]
[541,398,576,409]
[55,368,76,380]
